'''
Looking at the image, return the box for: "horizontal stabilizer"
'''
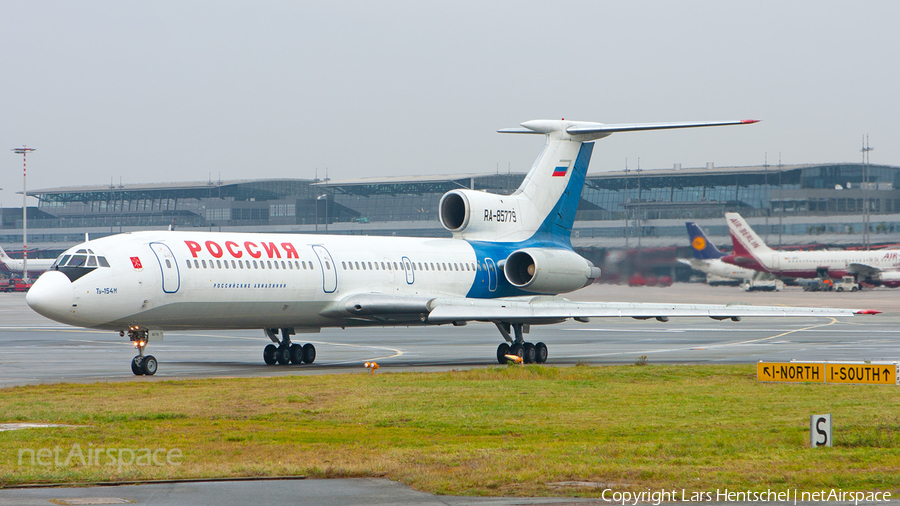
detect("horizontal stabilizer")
[565,119,758,135]
[499,119,759,139]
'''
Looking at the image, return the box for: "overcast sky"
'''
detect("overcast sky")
[2,1,898,206]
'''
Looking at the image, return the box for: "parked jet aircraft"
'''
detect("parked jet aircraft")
[677,222,761,285]
[26,119,876,376]
[722,212,900,287]
[0,245,54,276]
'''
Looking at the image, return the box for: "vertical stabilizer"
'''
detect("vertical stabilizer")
[725,212,773,260]
[685,222,726,259]
[0,245,21,272]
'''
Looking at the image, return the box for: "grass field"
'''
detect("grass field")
[1,364,899,496]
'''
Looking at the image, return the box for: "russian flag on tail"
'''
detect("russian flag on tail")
[552,164,569,177]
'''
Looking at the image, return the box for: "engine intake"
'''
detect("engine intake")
[504,248,600,294]
[439,191,469,232]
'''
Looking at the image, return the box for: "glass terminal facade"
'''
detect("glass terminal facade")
[3,163,900,257]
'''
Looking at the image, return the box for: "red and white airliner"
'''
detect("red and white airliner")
[723,212,900,287]
[25,119,876,376]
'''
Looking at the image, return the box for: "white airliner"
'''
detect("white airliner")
[25,119,877,376]
[0,245,54,276]
[722,212,900,287]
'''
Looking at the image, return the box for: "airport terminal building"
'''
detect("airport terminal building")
[3,162,900,278]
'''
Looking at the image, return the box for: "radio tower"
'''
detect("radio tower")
[861,135,873,250]
[11,146,36,282]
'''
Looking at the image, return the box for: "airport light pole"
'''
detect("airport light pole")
[316,194,328,234]
[636,158,642,249]
[11,146,35,282]
[623,160,629,248]
[764,153,769,243]
[861,135,873,250]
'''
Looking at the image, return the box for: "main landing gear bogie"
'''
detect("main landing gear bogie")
[263,328,316,366]
[497,341,547,364]
[494,322,548,364]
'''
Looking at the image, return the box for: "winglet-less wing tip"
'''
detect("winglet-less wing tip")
[854,309,882,315]
[741,119,761,124]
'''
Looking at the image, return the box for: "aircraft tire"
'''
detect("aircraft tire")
[534,342,548,364]
[263,344,278,365]
[302,343,316,364]
[509,344,524,360]
[523,342,536,364]
[289,343,304,364]
[142,355,158,376]
[496,343,510,364]
[276,345,291,365]
[131,356,145,376]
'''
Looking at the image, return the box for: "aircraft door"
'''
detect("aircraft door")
[311,245,338,293]
[401,256,415,284]
[383,257,396,284]
[485,258,498,292]
[150,242,180,294]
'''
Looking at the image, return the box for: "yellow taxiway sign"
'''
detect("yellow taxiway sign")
[758,361,898,385]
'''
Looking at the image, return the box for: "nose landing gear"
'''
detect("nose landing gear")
[127,328,157,376]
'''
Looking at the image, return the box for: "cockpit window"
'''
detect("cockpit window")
[55,247,111,282]
[53,255,71,269]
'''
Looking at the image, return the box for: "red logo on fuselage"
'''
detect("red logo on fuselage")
[130,257,143,269]
[184,240,299,260]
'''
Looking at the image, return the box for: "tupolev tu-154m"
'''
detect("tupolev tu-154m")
[25,118,879,375]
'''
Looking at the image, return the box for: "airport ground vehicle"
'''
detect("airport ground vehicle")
[0,278,32,292]
[740,278,784,292]
[834,276,860,292]
[800,278,834,292]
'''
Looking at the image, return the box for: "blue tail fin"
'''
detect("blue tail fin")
[686,222,725,259]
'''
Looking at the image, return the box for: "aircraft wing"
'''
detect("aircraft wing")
[319,293,876,326]
[424,295,874,324]
[847,263,881,277]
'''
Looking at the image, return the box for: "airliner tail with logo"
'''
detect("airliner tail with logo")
[25,119,877,376]
[677,222,762,284]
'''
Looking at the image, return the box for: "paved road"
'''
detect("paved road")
[1,284,897,387]
[0,478,890,506]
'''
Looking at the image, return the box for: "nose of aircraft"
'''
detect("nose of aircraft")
[26,271,74,322]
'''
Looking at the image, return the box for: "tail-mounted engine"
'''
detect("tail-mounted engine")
[503,248,600,294]
[439,189,533,242]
